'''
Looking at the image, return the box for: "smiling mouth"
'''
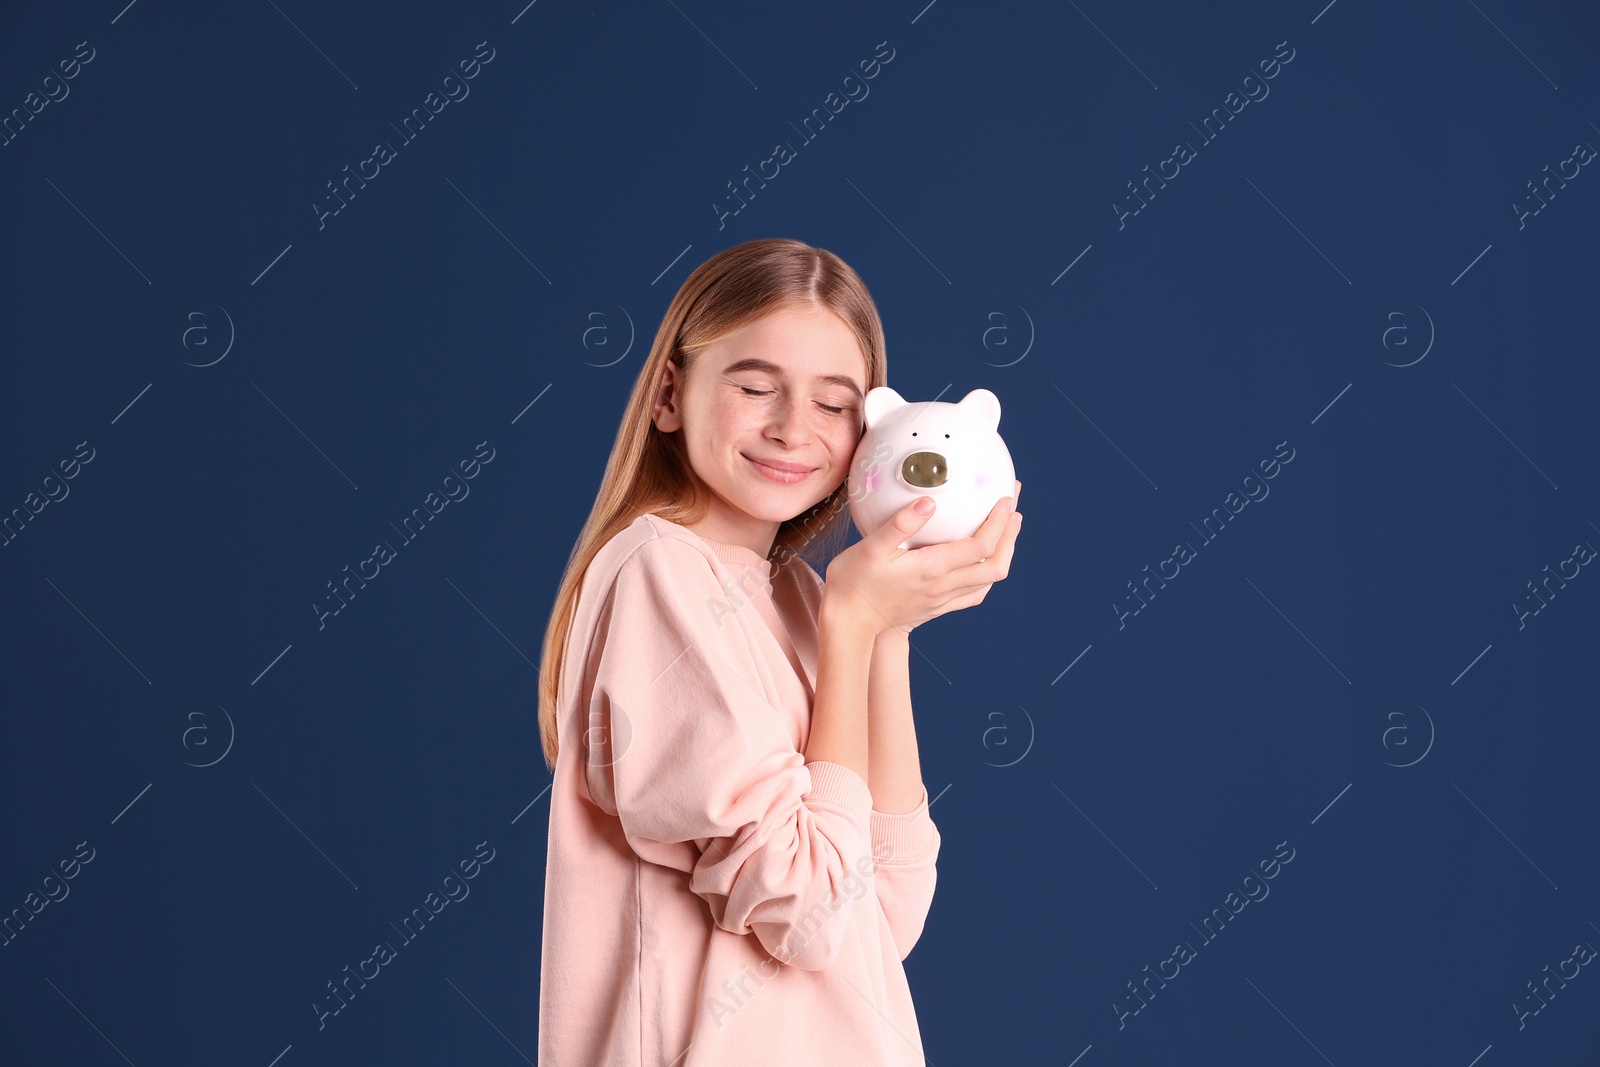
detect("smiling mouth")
[745,455,814,484]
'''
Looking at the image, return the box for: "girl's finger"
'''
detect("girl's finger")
[949,505,1019,592]
[994,509,1020,575]
[971,494,1015,560]
[982,508,1021,576]
[902,493,1017,578]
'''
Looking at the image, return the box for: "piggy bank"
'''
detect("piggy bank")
[847,387,1016,550]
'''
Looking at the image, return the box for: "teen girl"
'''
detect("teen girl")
[536,237,1021,1065]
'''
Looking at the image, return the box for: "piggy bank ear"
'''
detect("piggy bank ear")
[862,386,906,429]
[958,388,1002,431]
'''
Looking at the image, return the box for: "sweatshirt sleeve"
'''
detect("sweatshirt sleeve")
[580,536,878,972]
[869,785,940,960]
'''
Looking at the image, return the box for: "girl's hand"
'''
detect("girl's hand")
[823,479,1022,638]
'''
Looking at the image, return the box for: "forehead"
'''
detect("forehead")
[711,305,867,394]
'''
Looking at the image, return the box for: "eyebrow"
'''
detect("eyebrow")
[720,357,864,399]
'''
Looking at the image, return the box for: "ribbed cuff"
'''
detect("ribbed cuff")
[803,760,875,828]
[869,783,938,864]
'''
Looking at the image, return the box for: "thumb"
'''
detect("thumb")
[873,495,935,547]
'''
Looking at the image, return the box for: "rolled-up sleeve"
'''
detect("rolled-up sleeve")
[580,537,877,971]
[869,786,941,960]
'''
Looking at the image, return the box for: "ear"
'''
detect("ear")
[651,359,682,432]
[862,386,906,429]
[957,388,1002,431]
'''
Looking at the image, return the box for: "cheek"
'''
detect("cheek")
[707,396,756,437]
[829,427,862,464]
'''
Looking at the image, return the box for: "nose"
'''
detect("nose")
[900,450,948,488]
[766,394,816,445]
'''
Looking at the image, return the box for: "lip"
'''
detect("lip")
[745,454,811,473]
[744,454,814,483]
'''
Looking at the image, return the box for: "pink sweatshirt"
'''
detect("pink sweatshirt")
[539,513,940,1066]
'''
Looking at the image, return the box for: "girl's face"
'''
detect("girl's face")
[651,302,869,553]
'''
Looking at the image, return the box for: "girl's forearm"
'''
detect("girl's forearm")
[866,629,924,813]
[803,597,878,785]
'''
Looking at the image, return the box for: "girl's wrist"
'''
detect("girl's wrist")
[819,593,881,646]
[874,626,910,648]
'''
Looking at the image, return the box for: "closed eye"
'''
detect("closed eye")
[739,386,847,416]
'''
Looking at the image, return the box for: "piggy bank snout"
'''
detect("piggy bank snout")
[900,450,948,489]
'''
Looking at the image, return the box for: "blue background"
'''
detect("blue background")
[3,0,1597,1063]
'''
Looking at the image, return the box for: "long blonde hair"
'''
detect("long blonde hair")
[535,237,889,770]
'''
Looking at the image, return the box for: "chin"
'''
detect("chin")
[740,483,821,520]
[745,496,806,522]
